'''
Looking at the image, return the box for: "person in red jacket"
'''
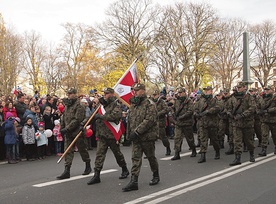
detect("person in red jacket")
[3,100,17,120]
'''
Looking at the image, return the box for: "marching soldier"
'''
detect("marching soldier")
[171,87,197,160]
[228,82,256,166]
[257,85,276,156]
[122,83,159,192]
[87,88,129,185]
[57,88,92,180]
[194,86,221,163]
[152,90,171,156]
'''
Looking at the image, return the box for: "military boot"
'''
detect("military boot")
[190,148,197,157]
[225,143,234,155]
[258,147,267,157]
[119,166,129,179]
[171,151,180,160]
[198,153,206,163]
[122,175,138,192]
[214,150,220,160]
[57,165,70,180]
[87,170,101,185]
[82,162,92,175]
[249,151,255,162]
[149,171,160,186]
[229,154,241,166]
[165,147,171,156]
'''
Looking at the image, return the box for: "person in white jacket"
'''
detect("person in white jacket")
[36,122,48,159]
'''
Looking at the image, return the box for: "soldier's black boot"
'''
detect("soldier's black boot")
[249,151,255,162]
[57,165,70,180]
[258,147,267,157]
[198,153,206,163]
[229,154,241,166]
[225,143,234,155]
[82,162,92,175]
[190,148,197,157]
[87,170,101,185]
[171,151,180,160]
[122,175,138,192]
[214,150,220,160]
[149,171,160,186]
[165,146,171,156]
[119,166,129,179]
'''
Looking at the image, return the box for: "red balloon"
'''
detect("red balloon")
[86,129,93,138]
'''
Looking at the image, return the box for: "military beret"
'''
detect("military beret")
[152,90,159,95]
[236,82,246,88]
[103,87,114,94]
[67,87,77,94]
[177,87,186,93]
[132,83,145,91]
[203,86,213,90]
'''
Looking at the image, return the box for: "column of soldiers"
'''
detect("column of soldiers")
[57,82,276,191]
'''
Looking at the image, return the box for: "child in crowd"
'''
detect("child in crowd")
[3,112,17,164]
[35,122,48,160]
[22,117,36,161]
[53,119,63,156]
[14,117,22,161]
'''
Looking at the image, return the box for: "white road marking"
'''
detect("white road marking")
[124,153,276,204]
[33,169,118,187]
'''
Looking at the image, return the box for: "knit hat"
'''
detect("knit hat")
[14,117,21,123]
[6,112,13,119]
[54,120,60,125]
[80,98,88,103]
[38,122,45,128]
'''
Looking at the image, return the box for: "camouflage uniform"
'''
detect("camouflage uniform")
[152,92,171,155]
[250,90,262,146]
[194,86,221,163]
[228,82,256,165]
[171,87,196,160]
[93,96,127,172]
[257,86,276,156]
[61,98,90,167]
[127,94,159,176]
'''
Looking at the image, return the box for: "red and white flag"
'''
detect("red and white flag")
[113,63,139,105]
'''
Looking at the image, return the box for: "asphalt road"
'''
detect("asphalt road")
[1,136,276,204]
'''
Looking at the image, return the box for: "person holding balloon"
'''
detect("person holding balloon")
[35,122,48,160]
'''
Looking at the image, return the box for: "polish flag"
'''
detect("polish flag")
[98,105,125,141]
[113,63,139,105]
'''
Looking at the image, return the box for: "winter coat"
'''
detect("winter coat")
[22,124,36,145]
[3,118,17,145]
[35,130,48,146]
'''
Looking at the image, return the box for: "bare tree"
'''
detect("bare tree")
[209,19,246,90]
[250,20,276,88]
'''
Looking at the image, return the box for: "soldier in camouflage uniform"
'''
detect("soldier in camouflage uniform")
[57,88,91,180]
[122,83,159,192]
[151,90,171,156]
[257,85,276,156]
[228,82,256,166]
[249,88,262,147]
[87,88,129,185]
[194,86,221,163]
[171,87,197,160]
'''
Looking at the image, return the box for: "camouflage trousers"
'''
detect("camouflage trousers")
[254,119,262,143]
[261,122,276,148]
[159,126,170,148]
[64,133,91,167]
[218,119,229,142]
[198,126,220,153]
[94,137,127,172]
[131,140,159,177]
[233,126,254,154]
[174,125,195,152]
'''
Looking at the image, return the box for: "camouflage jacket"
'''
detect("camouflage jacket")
[61,98,85,137]
[227,92,256,127]
[258,94,276,123]
[194,94,221,128]
[174,97,194,127]
[153,97,170,127]
[96,96,122,140]
[127,94,158,141]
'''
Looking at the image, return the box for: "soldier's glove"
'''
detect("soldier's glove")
[129,131,139,141]
[60,128,68,138]
[234,114,244,120]
[199,111,209,117]
[94,114,102,120]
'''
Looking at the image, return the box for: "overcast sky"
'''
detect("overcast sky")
[1,0,276,43]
